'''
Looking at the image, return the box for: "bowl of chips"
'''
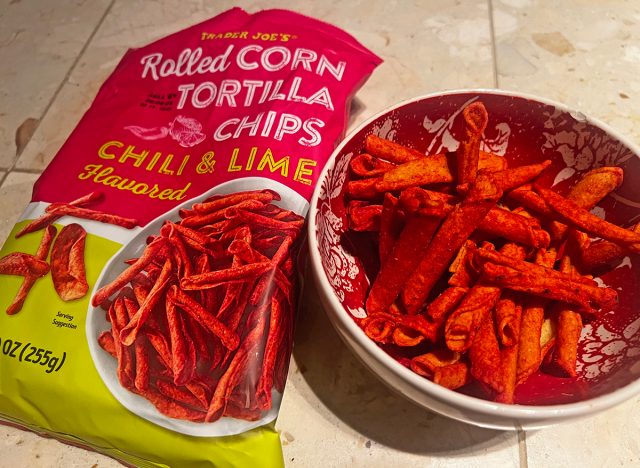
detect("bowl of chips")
[308,89,640,430]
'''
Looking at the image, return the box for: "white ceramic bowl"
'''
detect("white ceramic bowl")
[308,89,640,430]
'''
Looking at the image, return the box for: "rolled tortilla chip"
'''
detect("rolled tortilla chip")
[448,240,477,287]
[540,316,557,364]
[378,193,400,265]
[119,258,174,346]
[422,286,468,342]
[469,311,504,393]
[206,304,269,422]
[142,387,206,422]
[481,262,616,312]
[552,255,583,377]
[166,298,196,386]
[50,224,89,301]
[444,285,501,352]
[15,191,103,238]
[535,185,640,247]
[402,175,501,314]
[346,177,380,199]
[366,198,447,315]
[0,252,49,277]
[347,201,382,232]
[168,285,240,351]
[180,262,273,290]
[515,249,555,384]
[370,151,506,195]
[474,248,596,287]
[549,167,623,240]
[434,362,470,390]
[495,292,519,347]
[376,153,453,192]
[489,160,551,192]
[457,102,488,192]
[92,237,168,306]
[392,326,426,347]
[554,308,582,377]
[580,222,640,271]
[365,134,426,164]
[7,225,57,315]
[109,298,135,390]
[191,189,279,214]
[350,153,396,177]
[479,151,508,173]
[507,185,554,218]
[45,204,138,229]
[499,242,527,261]
[495,303,523,404]
[156,379,206,411]
[98,331,117,358]
[478,207,550,248]
[411,348,461,378]
[567,166,623,208]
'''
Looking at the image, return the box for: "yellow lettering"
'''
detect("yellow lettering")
[146,151,162,171]
[93,166,115,183]
[177,155,190,175]
[228,148,242,171]
[102,175,123,187]
[98,140,123,160]
[257,148,289,177]
[158,154,175,175]
[158,188,174,200]
[116,179,136,190]
[76,164,192,201]
[119,145,149,167]
[132,183,150,195]
[293,158,316,185]
[78,164,103,179]
[170,183,191,200]
[246,147,257,170]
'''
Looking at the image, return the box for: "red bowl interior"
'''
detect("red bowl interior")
[314,90,640,405]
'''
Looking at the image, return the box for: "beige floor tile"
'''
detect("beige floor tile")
[0,171,38,245]
[17,0,495,171]
[277,277,520,468]
[0,0,112,170]
[524,396,640,467]
[492,0,640,146]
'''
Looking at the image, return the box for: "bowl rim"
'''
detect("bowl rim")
[308,87,640,422]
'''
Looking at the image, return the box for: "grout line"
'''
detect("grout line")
[7,0,116,172]
[5,168,45,175]
[487,0,500,88]
[0,169,43,188]
[517,427,529,468]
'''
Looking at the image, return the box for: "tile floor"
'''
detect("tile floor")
[1,0,639,466]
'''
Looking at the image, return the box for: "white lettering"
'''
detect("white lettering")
[237,45,262,70]
[261,46,291,72]
[213,118,239,141]
[176,83,195,109]
[274,114,302,141]
[299,118,324,147]
[192,82,217,108]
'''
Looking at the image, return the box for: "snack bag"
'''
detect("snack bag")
[0,8,380,467]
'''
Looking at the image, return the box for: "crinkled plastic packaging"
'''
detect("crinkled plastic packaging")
[0,8,380,467]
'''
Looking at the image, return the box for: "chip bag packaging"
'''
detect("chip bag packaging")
[0,8,380,466]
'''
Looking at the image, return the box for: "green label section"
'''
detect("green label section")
[0,221,282,468]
